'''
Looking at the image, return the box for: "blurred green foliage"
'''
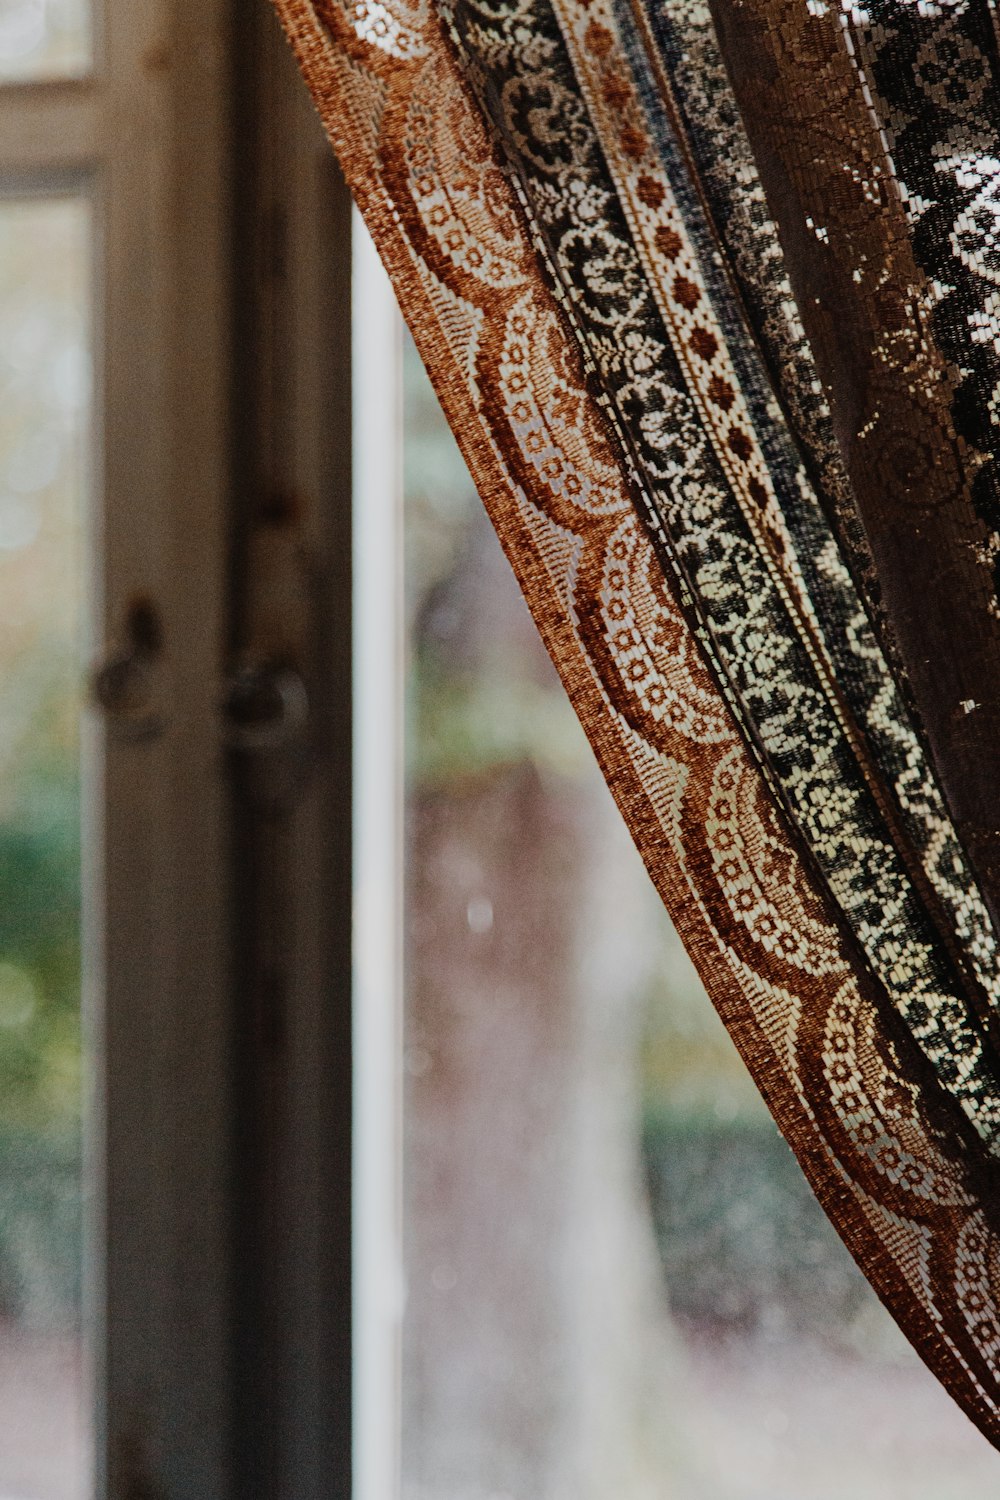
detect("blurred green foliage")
[0,197,88,1330]
[0,661,82,1327]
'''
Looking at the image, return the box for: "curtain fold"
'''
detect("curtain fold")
[713,0,1000,944]
[271,0,1000,1443]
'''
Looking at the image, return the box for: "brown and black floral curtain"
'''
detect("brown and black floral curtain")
[273,0,1000,1443]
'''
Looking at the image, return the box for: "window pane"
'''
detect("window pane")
[0,0,90,83]
[400,330,1000,1499]
[0,196,90,1499]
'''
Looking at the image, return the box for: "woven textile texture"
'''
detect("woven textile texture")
[271,0,1000,1443]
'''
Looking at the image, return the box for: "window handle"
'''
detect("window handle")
[221,660,309,753]
[90,599,167,743]
[221,658,311,810]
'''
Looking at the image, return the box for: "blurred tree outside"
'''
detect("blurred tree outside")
[399,330,1000,1499]
[403,333,688,1499]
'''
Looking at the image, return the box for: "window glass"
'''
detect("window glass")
[0,0,90,83]
[400,329,1000,1499]
[0,194,90,1500]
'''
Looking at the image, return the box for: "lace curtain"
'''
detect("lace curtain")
[271,0,1000,1442]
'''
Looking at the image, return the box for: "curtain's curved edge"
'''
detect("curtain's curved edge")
[269,0,1000,1446]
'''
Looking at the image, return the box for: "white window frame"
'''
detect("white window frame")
[351,215,404,1500]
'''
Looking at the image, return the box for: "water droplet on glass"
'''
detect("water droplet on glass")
[466,895,493,934]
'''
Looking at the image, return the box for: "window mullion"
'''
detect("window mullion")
[0,82,98,178]
[91,0,235,1495]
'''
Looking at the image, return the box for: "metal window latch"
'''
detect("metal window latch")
[90,598,168,743]
[222,511,315,807]
[221,660,309,753]
[221,658,311,810]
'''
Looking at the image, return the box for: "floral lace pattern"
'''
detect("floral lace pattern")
[272,0,1000,1445]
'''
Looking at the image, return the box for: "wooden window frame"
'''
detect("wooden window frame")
[0,4,358,1495]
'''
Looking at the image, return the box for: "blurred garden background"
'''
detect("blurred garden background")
[399,333,1000,1500]
[0,193,89,1498]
